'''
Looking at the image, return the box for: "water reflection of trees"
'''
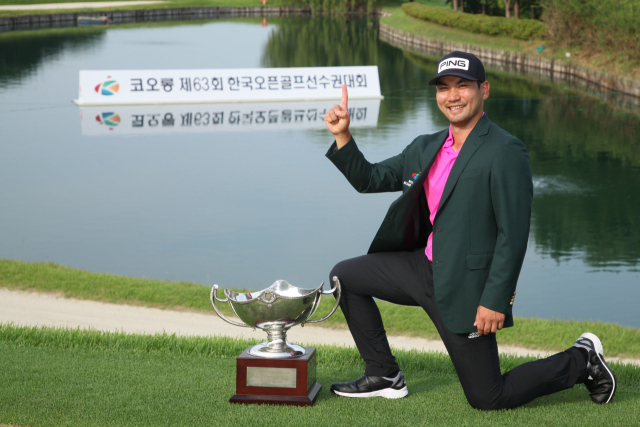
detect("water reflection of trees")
[261,17,436,127]
[492,96,640,168]
[0,28,105,88]
[530,173,640,268]
[493,96,640,268]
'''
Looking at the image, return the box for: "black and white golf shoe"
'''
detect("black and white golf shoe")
[330,370,408,399]
[572,332,617,404]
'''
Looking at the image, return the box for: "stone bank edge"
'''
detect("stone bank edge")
[379,22,640,99]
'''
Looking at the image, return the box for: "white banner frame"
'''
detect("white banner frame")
[75,66,383,106]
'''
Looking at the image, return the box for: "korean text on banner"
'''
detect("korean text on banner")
[77,66,382,106]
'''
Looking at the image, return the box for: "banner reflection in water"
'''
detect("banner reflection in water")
[80,99,380,136]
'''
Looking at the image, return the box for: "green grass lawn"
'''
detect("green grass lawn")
[381,5,538,53]
[1,324,639,427]
[2,259,640,359]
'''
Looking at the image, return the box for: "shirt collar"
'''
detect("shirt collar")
[444,125,454,148]
[445,112,485,150]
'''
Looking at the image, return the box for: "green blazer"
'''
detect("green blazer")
[326,114,533,333]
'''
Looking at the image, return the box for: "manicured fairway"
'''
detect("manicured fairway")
[1,324,639,427]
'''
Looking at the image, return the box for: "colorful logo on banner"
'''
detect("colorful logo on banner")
[412,172,421,180]
[95,79,120,96]
[95,112,121,130]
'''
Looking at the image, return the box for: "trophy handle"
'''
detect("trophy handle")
[304,282,324,320]
[302,276,342,325]
[210,285,251,328]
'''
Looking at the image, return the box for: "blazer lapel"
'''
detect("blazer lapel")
[411,129,448,191]
[421,129,449,172]
[436,115,491,216]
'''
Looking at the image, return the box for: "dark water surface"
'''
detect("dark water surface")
[1,18,639,326]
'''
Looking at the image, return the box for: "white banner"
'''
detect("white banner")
[76,66,382,105]
[79,99,381,136]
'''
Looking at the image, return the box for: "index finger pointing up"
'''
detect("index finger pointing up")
[341,84,348,110]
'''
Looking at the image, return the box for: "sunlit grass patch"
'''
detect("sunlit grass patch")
[0,324,639,427]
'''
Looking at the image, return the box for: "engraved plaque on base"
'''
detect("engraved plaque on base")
[230,346,320,406]
[247,367,297,388]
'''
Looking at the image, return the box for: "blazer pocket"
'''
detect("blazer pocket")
[467,252,494,270]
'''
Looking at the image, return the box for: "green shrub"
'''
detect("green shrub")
[402,2,546,40]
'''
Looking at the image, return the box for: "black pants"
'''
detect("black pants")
[330,247,588,410]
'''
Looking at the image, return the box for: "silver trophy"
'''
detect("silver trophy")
[210,277,341,358]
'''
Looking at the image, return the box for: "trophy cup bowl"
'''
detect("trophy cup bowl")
[210,277,341,358]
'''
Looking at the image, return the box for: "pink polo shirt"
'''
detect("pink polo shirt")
[424,124,459,261]
[425,113,485,260]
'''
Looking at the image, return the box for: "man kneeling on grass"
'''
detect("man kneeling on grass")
[323,51,616,410]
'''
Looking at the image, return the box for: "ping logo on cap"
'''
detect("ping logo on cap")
[438,58,470,73]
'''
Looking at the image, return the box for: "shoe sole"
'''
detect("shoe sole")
[332,386,409,399]
[581,332,616,404]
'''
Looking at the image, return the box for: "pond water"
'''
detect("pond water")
[1,17,639,327]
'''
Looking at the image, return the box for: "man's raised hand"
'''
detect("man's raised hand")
[324,84,352,149]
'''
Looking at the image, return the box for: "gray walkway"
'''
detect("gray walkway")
[1,288,638,366]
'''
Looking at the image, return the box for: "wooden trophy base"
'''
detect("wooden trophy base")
[230,346,321,407]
